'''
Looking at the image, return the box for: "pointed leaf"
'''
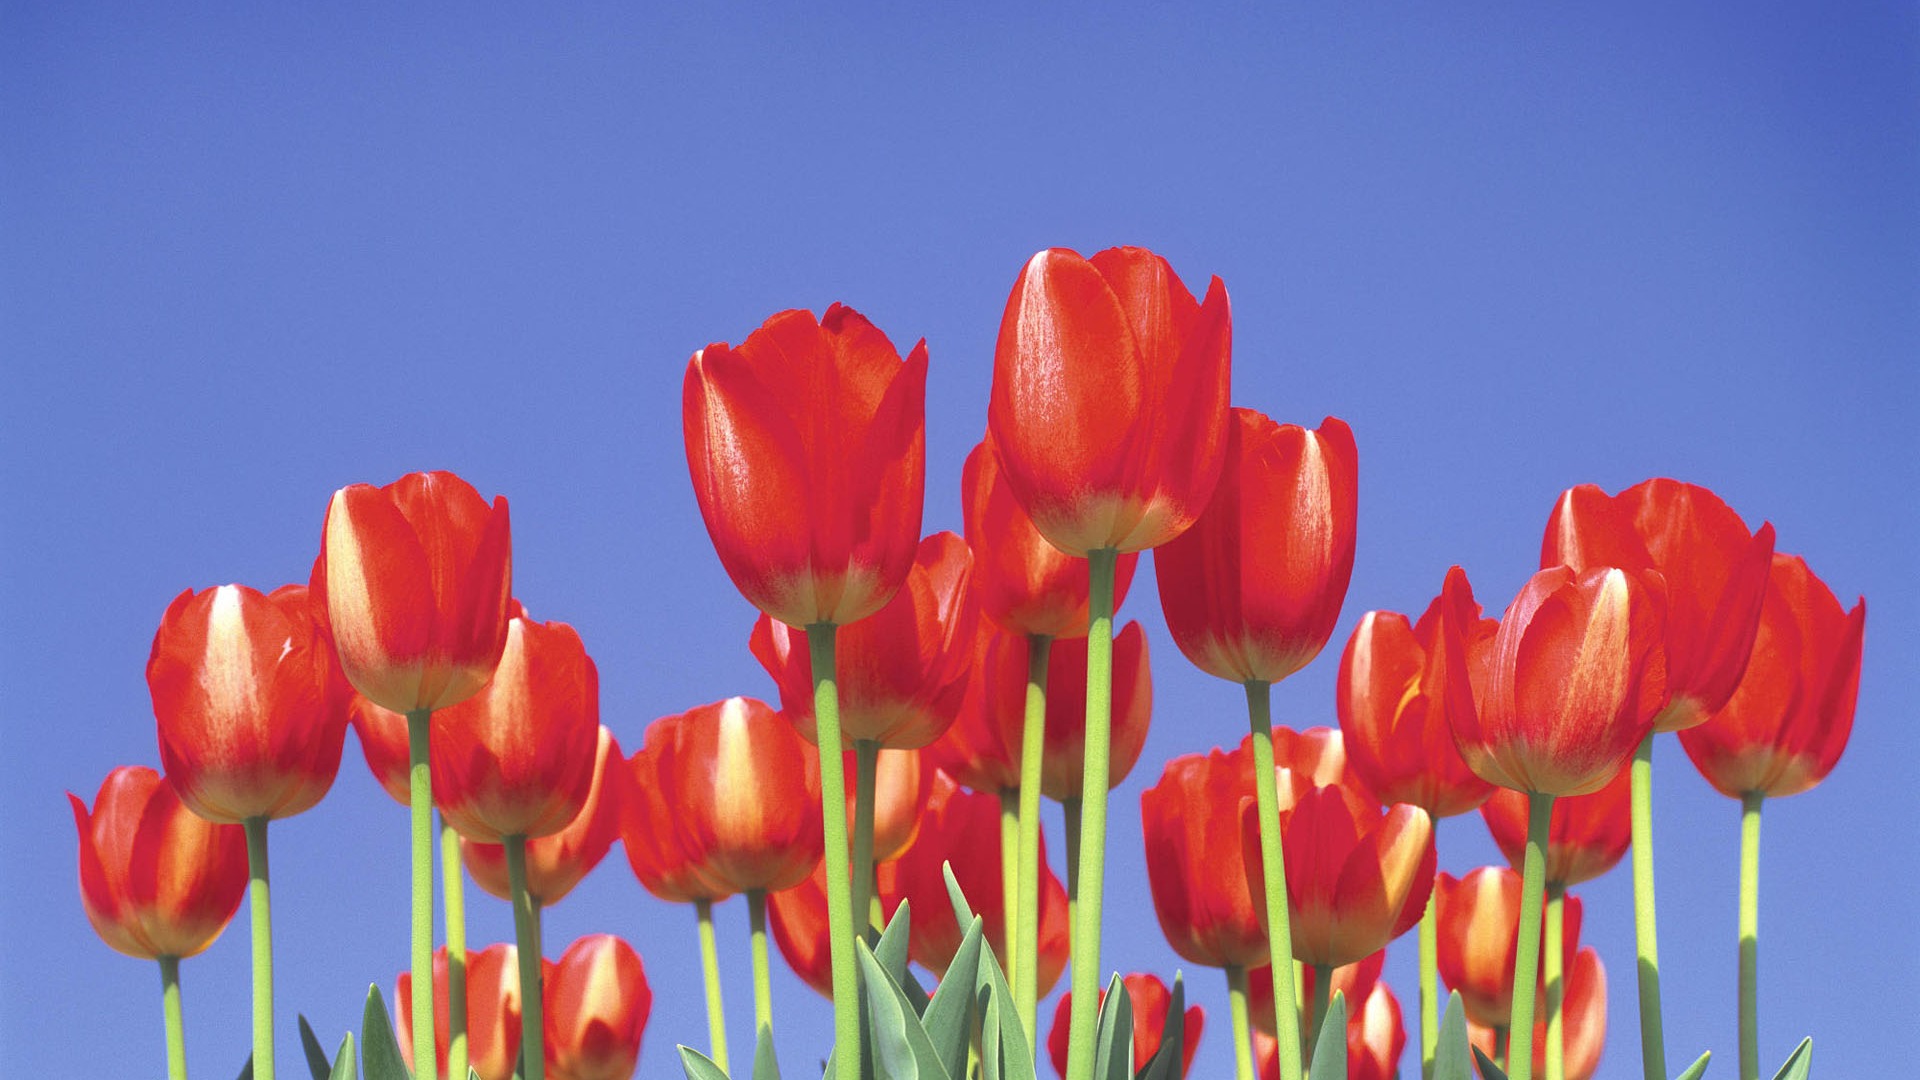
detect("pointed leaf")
[679,1045,733,1080]
[1092,974,1134,1080]
[299,1015,334,1080]
[1769,1039,1811,1080]
[361,984,410,1080]
[923,915,985,1078]
[1310,992,1348,1080]
[1674,1050,1713,1080]
[1433,991,1476,1080]
[942,863,974,928]
[236,1056,254,1080]
[969,924,1034,1080]
[328,1034,357,1080]
[1137,971,1187,1080]
[1471,1044,1511,1080]
[876,900,913,983]
[979,995,1003,1080]
[752,1023,783,1080]
[857,938,948,1080]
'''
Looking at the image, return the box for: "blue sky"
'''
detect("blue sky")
[3,3,1914,1077]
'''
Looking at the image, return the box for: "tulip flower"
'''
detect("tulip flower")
[349,693,413,805]
[1255,981,1404,1080]
[925,622,1023,796]
[851,745,931,864]
[767,859,838,999]
[1047,973,1204,1078]
[544,934,651,1080]
[71,766,249,1080]
[1481,764,1633,890]
[1434,868,1583,1029]
[1677,553,1864,1080]
[1469,948,1608,1080]
[989,620,1153,802]
[1246,948,1385,1037]
[465,726,626,907]
[398,944,522,1080]
[1141,747,1268,971]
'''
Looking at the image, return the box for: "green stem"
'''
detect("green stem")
[1063,798,1082,905]
[1245,680,1304,1080]
[406,709,436,1080]
[440,816,469,1080]
[1630,734,1668,1080]
[1014,632,1051,1045]
[505,836,546,1080]
[1305,964,1331,1072]
[749,889,774,1039]
[998,787,1018,971]
[1545,885,1565,1080]
[158,956,186,1080]
[1226,965,1255,1080]
[853,740,880,945]
[1508,792,1555,1080]
[1062,548,1118,1080]
[808,624,861,1080]
[1419,888,1439,1080]
[244,816,275,1080]
[1495,1026,1509,1072]
[695,899,730,1072]
[1739,792,1765,1080]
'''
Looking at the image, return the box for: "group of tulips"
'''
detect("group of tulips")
[71,244,1864,1080]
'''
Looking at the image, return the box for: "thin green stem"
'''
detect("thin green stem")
[244,816,275,1080]
[808,624,860,1080]
[1226,965,1255,1080]
[1739,792,1765,1080]
[1245,680,1303,1080]
[440,815,469,1080]
[406,709,436,1080]
[748,889,774,1038]
[853,740,880,946]
[158,956,186,1080]
[1419,888,1439,1080]
[1062,548,1118,1080]
[1063,799,1082,904]
[1014,632,1051,1045]
[1495,1026,1510,1072]
[695,899,730,1072]
[1305,965,1332,1071]
[1545,885,1565,1080]
[998,787,1018,970]
[505,836,546,1080]
[1630,734,1668,1080]
[1507,792,1555,1080]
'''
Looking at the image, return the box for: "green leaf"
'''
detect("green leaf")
[941,863,974,928]
[1673,1050,1712,1080]
[968,918,1033,1080]
[1472,1044,1511,1080]
[1310,991,1348,1080]
[678,1045,732,1080]
[1432,991,1476,1080]
[1092,973,1133,1080]
[857,937,949,1080]
[978,995,1003,1080]
[360,984,410,1080]
[1769,1038,1811,1080]
[922,915,984,1079]
[328,1033,357,1080]
[1136,971,1186,1080]
[753,1023,782,1080]
[299,1015,334,1080]
[235,1055,254,1080]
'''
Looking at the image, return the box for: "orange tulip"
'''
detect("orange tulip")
[985,620,1153,800]
[682,303,927,629]
[313,470,513,715]
[1469,947,1608,1080]
[543,934,650,1080]
[147,583,348,822]
[1156,411,1359,685]
[1434,867,1583,1028]
[620,718,730,905]
[1140,747,1266,969]
[664,697,823,894]
[1544,479,1773,731]
[856,746,931,863]
[1680,553,1865,799]
[986,245,1232,556]
[1481,763,1632,888]
[397,943,522,1080]
[1246,948,1384,1038]
[1256,980,1404,1080]
[464,727,625,906]
[1047,972,1204,1078]
[69,765,248,960]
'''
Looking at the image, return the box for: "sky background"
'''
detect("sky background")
[4,3,1915,1078]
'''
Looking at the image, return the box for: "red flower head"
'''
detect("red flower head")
[620,718,730,905]
[1141,747,1266,969]
[924,622,1022,795]
[1047,973,1204,1078]
[313,471,514,715]
[397,943,522,1080]
[665,697,824,894]
[987,246,1232,556]
[1680,554,1866,799]
[985,621,1153,800]
[1157,411,1359,685]
[348,692,413,806]
[433,612,599,843]
[147,583,349,822]
[543,934,651,1080]
[1256,980,1404,1080]
[1444,564,1670,796]
[1481,762,1632,889]
[768,859,837,998]
[69,765,248,960]
[465,726,626,906]
[860,746,933,863]
[1246,948,1385,1038]
[1470,947,1608,1080]
[1543,479,1774,731]
[683,304,927,629]
[1338,566,1498,818]
[877,772,1069,990]
[962,439,1139,638]
[1435,867,1583,1028]
[752,532,977,749]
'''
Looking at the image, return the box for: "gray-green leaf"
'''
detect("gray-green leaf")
[1769,1038,1811,1080]
[1673,1050,1712,1080]
[1309,992,1348,1080]
[1092,974,1134,1080]
[679,1045,732,1080]
[360,984,410,1080]
[1433,991,1476,1080]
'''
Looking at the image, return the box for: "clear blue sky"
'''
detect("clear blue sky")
[4,4,1914,1077]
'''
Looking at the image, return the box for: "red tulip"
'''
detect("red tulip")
[69,766,248,960]
[1481,763,1632,888]
[1256,980,1404,1080]
[1256,725,1377,804]
[464,727,626,906]
[877,772,1069,990]
[924,622,1022,795]
[1157,411,1359,685]
[984,621,1153,800]
[1469,947,1607,1080]
[313,470,513,715]
[1443,564,1670,796]
[986,245,1232,556]
[861,746,932,863]
[348,693,413,805]
[683,304,927,629]
[1338,567,1498,818]
[544,934,651,1080]
[1140,747,1266,969]
[147,583,348,822]
[961,439,1139,638]
[397,943,522,1080]
[1434,867,1583,1028]
[1544,480,1774,731]
[1246,948,1385,1039]
[1047,973,1204,1078]
[433,614,599,843]
[665,697,824,894]
[620,718,730,904]
[752,532,976,749]
[767,859,837,998]
[1680,554,1865,799]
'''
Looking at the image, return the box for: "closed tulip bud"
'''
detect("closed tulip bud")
[1481,763,1633,888]
[683,304,927,629]
[464,726,625,906]
[147,583,349,822]
[1470,947,1608,1080]
[1246,948,1385,1039]
[70,765,248,960]
[1047,973,1204,1078]
[1141,747,1267,969]
[924,622,1023,794]
[313,470,513,715]
[767,859,837,998]
[1544,479,1774,731]
[752,532,977,749]
[986,620,1153,800]
[397,943,522,1080]
[987,246,1232,556]
[1255,981,1404,1080]
[666,697,823,894]
[620,719,730,904]
[348,692,413,805]
[1435,867,1583,1028]
[1680,553,1865,799]
[544,934,650,1080]
[1157,411,1359,685]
